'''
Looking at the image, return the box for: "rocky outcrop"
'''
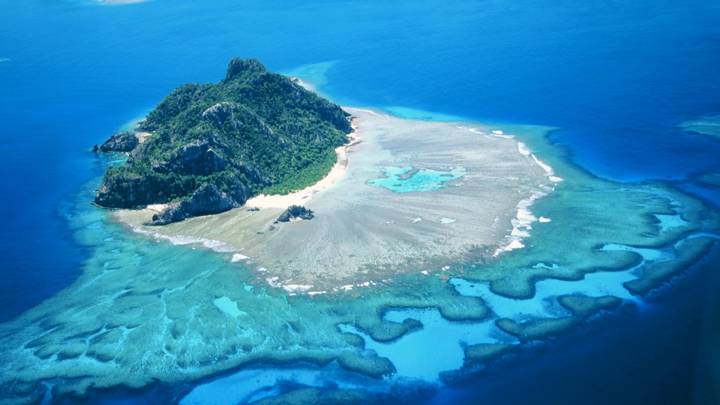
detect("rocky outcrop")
[276,205,314,223]
[201,102,241,128]
[94,58,351,224]
[151,183,238,225]
[95,169,251,210]
[155,141,227,176]
[224,58,266,82]
[95,170,193,208]
[94,131,139,153]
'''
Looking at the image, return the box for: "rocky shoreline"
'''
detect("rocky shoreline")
[93,58,351,224]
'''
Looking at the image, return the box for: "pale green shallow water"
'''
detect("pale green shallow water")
[2,66,720,401]
[369,166,467,193]
[2,0,720,401]
[1,106,718,404]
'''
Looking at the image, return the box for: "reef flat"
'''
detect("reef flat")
[116,108,553,292]
[679,114,720,140]
[0,106,718,402]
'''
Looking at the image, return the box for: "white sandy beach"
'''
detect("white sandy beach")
[245,123,360,209]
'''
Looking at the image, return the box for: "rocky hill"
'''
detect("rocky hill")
[94,58,351,224]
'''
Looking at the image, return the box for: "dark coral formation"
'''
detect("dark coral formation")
[276,205,315,223]
[94,131,139,153]
[150,183,238,225]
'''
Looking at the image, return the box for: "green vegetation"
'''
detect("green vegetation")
[95,58,351,211]
[262,148,337,195]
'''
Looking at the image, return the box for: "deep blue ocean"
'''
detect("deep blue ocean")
[1,0,720,403]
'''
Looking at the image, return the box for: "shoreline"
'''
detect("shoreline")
[493,140,563,256]
[197,110,560,261]
[244,119,360,209]
[4,104,719,404]
[115,107,556,293]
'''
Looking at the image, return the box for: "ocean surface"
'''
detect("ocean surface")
[1,0,720,403]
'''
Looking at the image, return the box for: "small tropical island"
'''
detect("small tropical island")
[94,58,352,225]
[98,58,560,293]
[1,58,719,404]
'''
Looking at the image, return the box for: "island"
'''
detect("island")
[94,58,352,225]
[105,59,560,293]
[1,60,719,404]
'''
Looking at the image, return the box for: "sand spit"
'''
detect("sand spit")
[116,108,552,290]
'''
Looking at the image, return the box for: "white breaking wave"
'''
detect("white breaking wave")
[494,190,547,256]
[282,284,314,293]
[494,137,561,256]
[516,142,532,156]
[231,253,250,262]
[130,226,237,253]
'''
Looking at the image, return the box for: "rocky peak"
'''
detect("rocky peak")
[158,141,227,176]
[94,131,139,153]
[202,102,237,126]
[224,58,266,82]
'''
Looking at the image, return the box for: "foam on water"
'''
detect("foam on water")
[230,253,249,262]
[494,190,548,256]
[494,137,563,256]
[130,226,237,253]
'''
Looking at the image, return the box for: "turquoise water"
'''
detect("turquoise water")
[369,166,466,193]
[2,0,720,322]
[2,0,720,403]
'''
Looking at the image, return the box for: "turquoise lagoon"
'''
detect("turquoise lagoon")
[1,80,718,402]
[369,166,466,193]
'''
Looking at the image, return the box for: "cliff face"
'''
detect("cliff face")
[94,58,351,223]
[94,131,139,152]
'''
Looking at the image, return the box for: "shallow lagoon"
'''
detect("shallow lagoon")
[1,95,718,402]
[369,166,467,193]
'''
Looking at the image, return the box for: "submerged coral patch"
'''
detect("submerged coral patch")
[369,166,466,193]
[0,109,718,403]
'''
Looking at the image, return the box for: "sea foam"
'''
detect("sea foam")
[494,137,561,256]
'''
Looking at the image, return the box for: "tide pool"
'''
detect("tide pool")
[369,166,466,193]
